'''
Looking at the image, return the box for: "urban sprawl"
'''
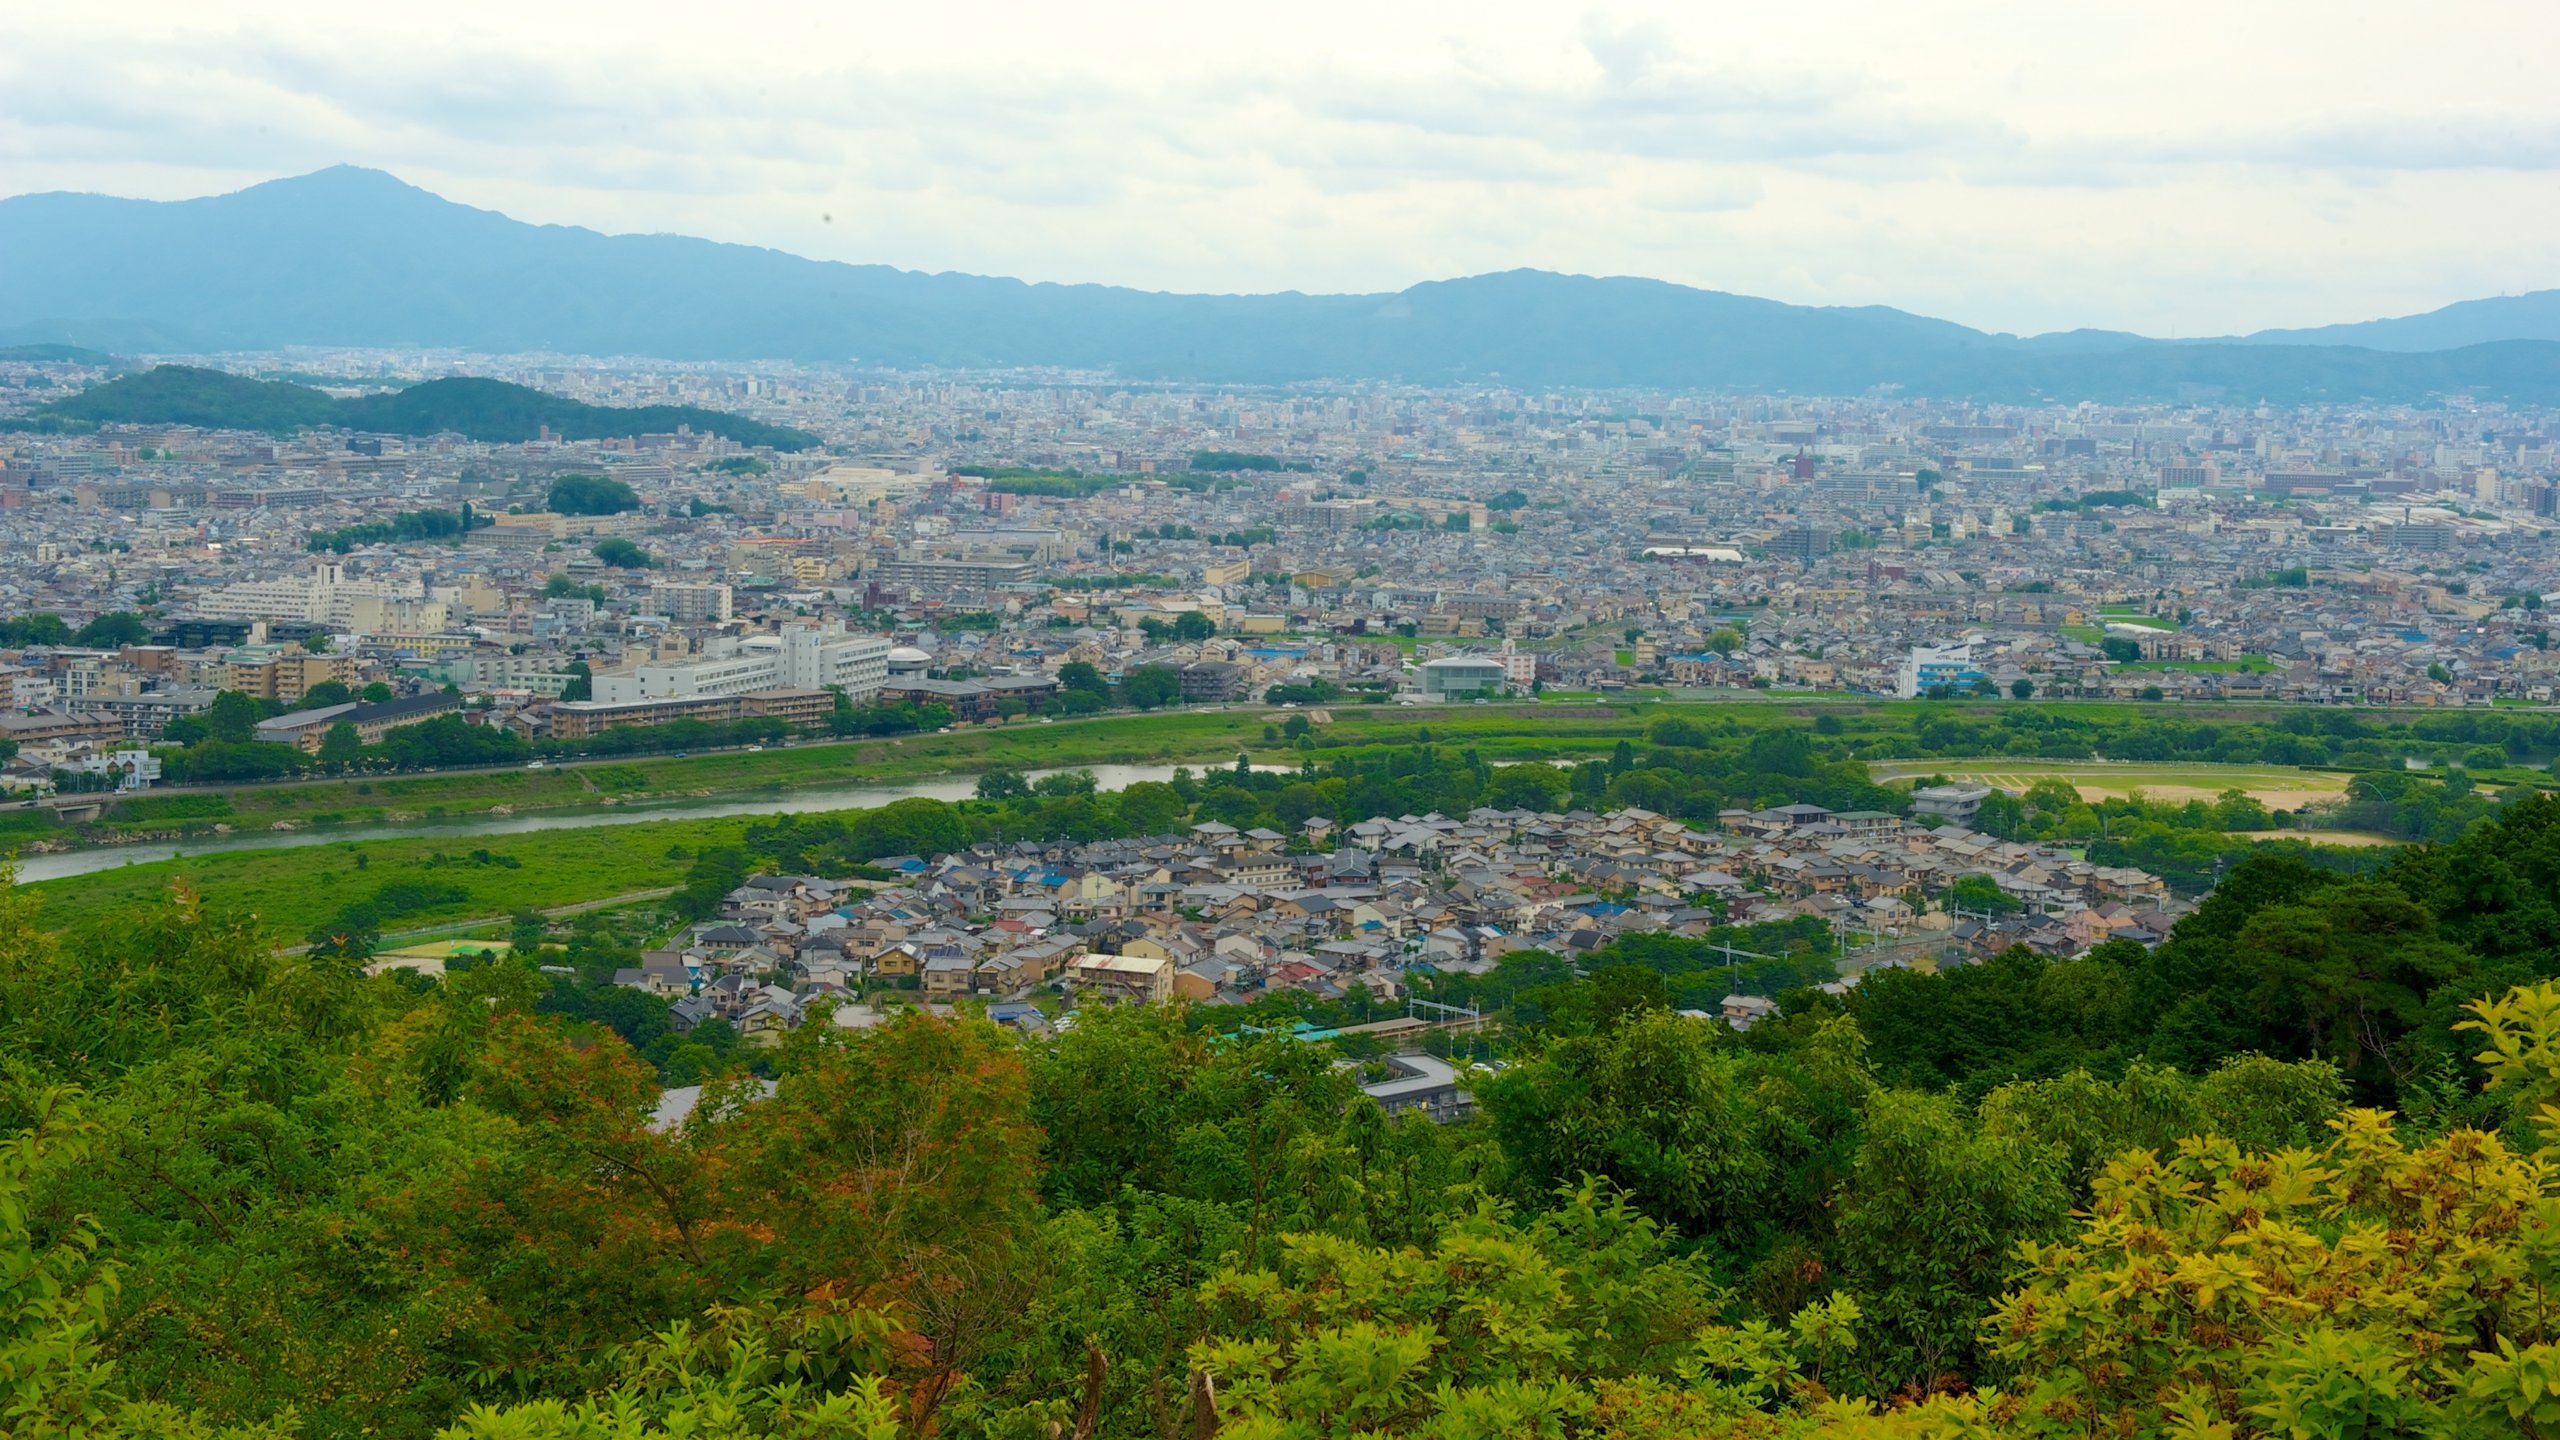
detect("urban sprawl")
[3,351,2556,1048]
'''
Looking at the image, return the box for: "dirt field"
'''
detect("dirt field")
[2248,829,2398,847]
[1867,760,2352,810]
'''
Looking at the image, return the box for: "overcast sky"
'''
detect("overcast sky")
[5,1,2556,338]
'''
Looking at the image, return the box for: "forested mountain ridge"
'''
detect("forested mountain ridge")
[8,167,2560,403]
[14,364,823,449]
[2237,286,2560,350]
[6,778,2560,1436]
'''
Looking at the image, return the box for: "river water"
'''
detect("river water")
[17,763,1219,883]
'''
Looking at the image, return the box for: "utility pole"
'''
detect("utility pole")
[1407,995,1483,1033]
[1710,938,1781,998]
[1833,913,1887,962]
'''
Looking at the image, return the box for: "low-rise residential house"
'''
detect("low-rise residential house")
[1067,952,1174,1006]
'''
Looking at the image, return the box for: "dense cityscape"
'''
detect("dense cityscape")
[2,351,2556,800]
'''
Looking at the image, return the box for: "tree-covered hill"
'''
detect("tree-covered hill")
[336,376,821,449]
[7,772,2560,1436]
[30,362,336,430]
[0,342,119,365]
[17,364,823,449]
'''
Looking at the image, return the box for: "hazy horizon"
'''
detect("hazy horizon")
[20,163,2556,352]
[6,0,2557,339]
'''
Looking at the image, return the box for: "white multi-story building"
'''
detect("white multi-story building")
[464,652,580,696]
[592,622,890,705]
[75,748,162,791]
[188,563,436,631]
[648,581,734,623]
[0,665,58,709]
[1896,643,1984,699]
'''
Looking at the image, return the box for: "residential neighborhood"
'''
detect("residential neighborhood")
[584,798,2186,1061]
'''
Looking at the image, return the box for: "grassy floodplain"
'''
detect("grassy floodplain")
[30,695,2553,933]
[18,706,1646,935]
[31,692,2526,859]
[26,815,754,939]
[56,692,2465,851]
[58,703,1690,846]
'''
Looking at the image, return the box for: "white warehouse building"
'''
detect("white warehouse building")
[1416,655,1510,699]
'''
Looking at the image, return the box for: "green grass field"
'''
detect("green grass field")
[2096,609,2178,631]
[25,815,754,939]
[85,710,1307,840]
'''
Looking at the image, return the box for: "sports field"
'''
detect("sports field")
[1866,759,2352,808]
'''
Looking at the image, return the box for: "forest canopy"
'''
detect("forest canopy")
[6,786,2560,1438]
[19,366,822,449]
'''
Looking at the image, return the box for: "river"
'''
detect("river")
[16,763,1223,883]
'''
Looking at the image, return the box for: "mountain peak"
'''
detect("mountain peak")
[273,163,417,189]
[228,165,453,209]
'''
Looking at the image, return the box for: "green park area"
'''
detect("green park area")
[27,816,752,939]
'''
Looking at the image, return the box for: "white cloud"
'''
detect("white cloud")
[1,0,2556,336]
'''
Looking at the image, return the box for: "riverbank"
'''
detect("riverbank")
[11,762,1226,884]
[10,700,1679,935]
[22,694,2506,861]
[25,815,752,939]
[17,701,1675,858]
[60,709,1289,841]
[29,694,2524,936]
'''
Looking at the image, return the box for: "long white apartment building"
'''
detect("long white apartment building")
[591,621,891,705]
[186,563,446,632]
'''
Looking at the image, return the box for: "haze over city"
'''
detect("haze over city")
[7,0,2560,336]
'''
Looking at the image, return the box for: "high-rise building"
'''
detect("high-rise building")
[1769,527,1834,562]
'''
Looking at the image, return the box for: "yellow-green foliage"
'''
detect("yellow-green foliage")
[16,863,2560,1438]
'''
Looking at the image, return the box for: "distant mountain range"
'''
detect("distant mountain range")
[11,364,822,449]
[2235,292,2560,352]
[4,166,2557,404]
